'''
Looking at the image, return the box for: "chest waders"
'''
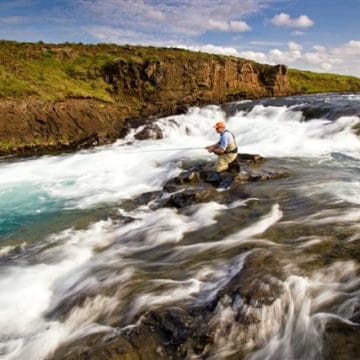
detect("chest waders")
[214,130,238,172]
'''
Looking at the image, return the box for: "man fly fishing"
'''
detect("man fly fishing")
[205,121,240,173]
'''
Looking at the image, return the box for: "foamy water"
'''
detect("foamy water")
[0,93,359,359]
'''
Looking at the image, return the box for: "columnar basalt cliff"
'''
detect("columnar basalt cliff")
[0,41,358,155]
[104,57,291,107]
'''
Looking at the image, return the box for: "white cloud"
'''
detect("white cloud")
[237,39,360,76]
[236,50,268,63]
[288,41,303,51]
[207,19,229,31]
[207,19,251,32]
[229,20,251,32]
[313,45,326,52]
[239,42,302,64]
[77,0,273,39]
[271,13,314,28]
[178,44,240,56]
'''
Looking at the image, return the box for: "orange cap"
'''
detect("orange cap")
[213,121,226,129]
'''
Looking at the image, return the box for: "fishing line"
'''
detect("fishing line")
[118,147,205,153]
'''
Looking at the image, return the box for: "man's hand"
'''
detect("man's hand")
[205,145,215,153]
[213,147,225,155]
[205,145,225,154]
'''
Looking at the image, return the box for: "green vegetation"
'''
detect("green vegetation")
[0,41,119,101]
[0,40,232,102]
[0,138,59,150]
[0,40,359,102]
[288,68,360,94]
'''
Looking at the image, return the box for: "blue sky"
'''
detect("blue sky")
[0,0,359,76]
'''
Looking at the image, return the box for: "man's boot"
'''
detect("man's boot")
[218,175,234,189]
[206,171,222,186]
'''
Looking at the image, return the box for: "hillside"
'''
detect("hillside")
[0,41,359,155]
[288,68,360,94]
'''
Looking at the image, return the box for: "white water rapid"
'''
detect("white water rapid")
[0,94,359,359]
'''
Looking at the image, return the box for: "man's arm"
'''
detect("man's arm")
[205,143,217,153]
[213,146,225,154]
[205,144,225,154]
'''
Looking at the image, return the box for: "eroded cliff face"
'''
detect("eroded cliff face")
[0,51,292,155]
[104,57,290,116]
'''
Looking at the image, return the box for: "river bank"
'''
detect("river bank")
[1,41,360,156]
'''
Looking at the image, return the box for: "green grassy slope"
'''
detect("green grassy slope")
[0,40,359,102]
[0,41,234,102]
[288,68,360,94]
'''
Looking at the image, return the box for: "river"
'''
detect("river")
[0,93,359,359]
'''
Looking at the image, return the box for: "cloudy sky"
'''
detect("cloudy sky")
[0,0,359,76]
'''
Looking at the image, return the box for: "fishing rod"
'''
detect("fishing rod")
[119,146,205,153]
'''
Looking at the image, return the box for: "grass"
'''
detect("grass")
[0,138,58,151]
[0,41,232,101]
[0,40,359,102]
[0,41,121,101]
[288,68,360,94]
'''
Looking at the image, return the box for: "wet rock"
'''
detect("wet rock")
[218,174,234,189]
[228,158,241,173]
[50,251,287,360]
[163,154,289,208]
[169,189,213,208]
[163,182,179,193]
[134,124,163,140]
[52,329,167,360]
[133,191,162,207]
[350,309,360,324]
[170,192,197,208]
[238,153,264,164]
[234,171,251,183]
[73,134,100,149]
[247,170,289,182]
[212,251,285,310]
[105,211,136,224]
[205,171,223,186]
[323,319,360,360]
[175,170,201,184]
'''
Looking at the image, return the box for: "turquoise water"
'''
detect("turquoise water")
[0,184,65,238]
